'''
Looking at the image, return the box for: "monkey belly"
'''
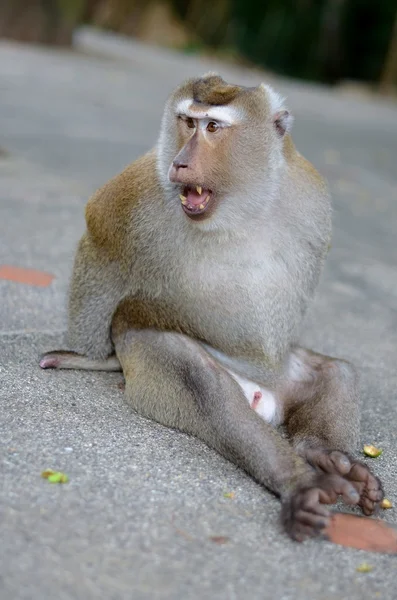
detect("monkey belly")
[113,297,280,423]
[112,294,282,378]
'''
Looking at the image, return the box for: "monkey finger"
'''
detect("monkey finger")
[363,487,384,503]
[362,502,377,517]
[317,475,360,506]
[348,463,383,496]
[301,492,330,517]
[345,462,384,514]
[360,491,383,516]
[289,523,323,543]
[294,509,329,530]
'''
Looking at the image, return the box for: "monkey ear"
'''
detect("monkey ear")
[273,110,294,137]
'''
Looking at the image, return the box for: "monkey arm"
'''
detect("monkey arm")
[67,233,127,358]
[66,152,158,358]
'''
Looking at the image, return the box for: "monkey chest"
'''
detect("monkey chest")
[121,259,300,365]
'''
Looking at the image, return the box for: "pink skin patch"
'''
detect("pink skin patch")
[39,355,60,369]
[251,391,262,410]
[0,265,54,287]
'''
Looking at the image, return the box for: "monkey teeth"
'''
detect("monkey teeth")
[181,194,210,214]
[179,186,212,216]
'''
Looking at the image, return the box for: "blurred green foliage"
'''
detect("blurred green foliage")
[172,0,397,85]
[0,0,396,87]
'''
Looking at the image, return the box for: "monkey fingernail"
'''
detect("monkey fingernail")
[349,490,360,502]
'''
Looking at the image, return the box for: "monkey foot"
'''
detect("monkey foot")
[300,447,384,516]
[282,473,361,542]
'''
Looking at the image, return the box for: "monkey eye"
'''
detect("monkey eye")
[206,121,219,133]
[186,117,195,129]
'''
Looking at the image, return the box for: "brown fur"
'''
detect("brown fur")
[85,149,158,259]
[192,74,244,105]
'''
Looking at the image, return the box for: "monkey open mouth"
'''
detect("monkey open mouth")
[179,185,213,216]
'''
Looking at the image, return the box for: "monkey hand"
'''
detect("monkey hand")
[281,473,362,542]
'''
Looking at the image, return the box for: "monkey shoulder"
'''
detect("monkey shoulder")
[84,149,159,259]
[283,136,328,198]
[282,137,331,245]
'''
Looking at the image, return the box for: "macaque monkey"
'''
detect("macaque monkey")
[40,74,383,541]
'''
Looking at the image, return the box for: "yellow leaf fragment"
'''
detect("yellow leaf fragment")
[48,473,63,483]
[43,470,69,483]
[41,469,55,479]
[223,492,235,499]
[356,563,373,573]
[363,444,382,458]
[380,498,393,509]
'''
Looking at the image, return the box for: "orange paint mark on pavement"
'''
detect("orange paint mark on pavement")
[0,265,54,287]
[324,513,397,554]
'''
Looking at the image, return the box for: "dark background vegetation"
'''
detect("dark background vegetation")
[1,0,396,92]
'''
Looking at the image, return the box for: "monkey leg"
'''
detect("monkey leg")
[112,327,365,541]
[281,346,383,516]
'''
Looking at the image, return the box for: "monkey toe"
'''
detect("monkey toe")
[345,461,384,516]
[303,448,352,476]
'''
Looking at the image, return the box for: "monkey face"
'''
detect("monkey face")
[157,74,294,225]
[167,113,232,220]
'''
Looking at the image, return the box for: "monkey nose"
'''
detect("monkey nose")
[172,159,188,169]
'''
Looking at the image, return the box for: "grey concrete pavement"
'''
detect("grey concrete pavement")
[1,33,397,600]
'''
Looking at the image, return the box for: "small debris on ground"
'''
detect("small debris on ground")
[41,469,69,483]
[363,444,383,458]
[223,492,235,499]
[356,563,373,573]
[380,498,393,509]
[209,536,230,545]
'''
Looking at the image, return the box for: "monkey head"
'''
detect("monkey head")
[157,73,294,228]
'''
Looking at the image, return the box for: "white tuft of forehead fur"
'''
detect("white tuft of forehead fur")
[259,83,286,114]
[175,98,241,126]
